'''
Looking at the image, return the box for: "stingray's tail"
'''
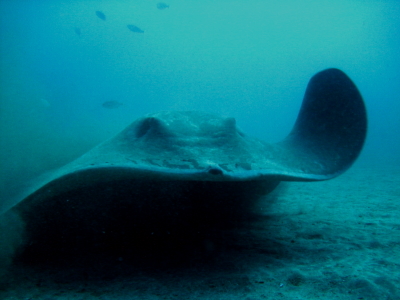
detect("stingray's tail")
[277,68,367,181]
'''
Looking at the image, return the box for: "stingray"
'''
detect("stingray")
[2,68,367,259]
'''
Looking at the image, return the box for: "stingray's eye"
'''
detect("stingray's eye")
[223,117,236,128]
[220,117,238,136]
[210,117,240,139]
[135,117,169,138]
[208,167,223,175]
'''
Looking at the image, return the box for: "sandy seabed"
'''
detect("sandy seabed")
[1,166,399,300]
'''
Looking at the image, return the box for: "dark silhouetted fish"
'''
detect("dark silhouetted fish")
[102,101,123,109]
[157,2,169,10]
[127,24,144,33]
[74,27,81,36]
[96,11,106,21]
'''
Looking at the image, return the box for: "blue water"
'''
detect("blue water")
[1,0,399,205]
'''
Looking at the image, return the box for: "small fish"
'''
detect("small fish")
[102,101,123,109]
[96,11,106,21]
[74,27,81,36]
[127,24,144,33]
[157,2,169,10]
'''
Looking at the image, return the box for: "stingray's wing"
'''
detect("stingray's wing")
[269,68,367,181]
[0,69,367,213]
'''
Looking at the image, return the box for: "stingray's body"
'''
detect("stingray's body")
[3,68,367,259]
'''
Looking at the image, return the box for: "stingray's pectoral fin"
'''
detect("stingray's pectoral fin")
[276,68,367,181]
